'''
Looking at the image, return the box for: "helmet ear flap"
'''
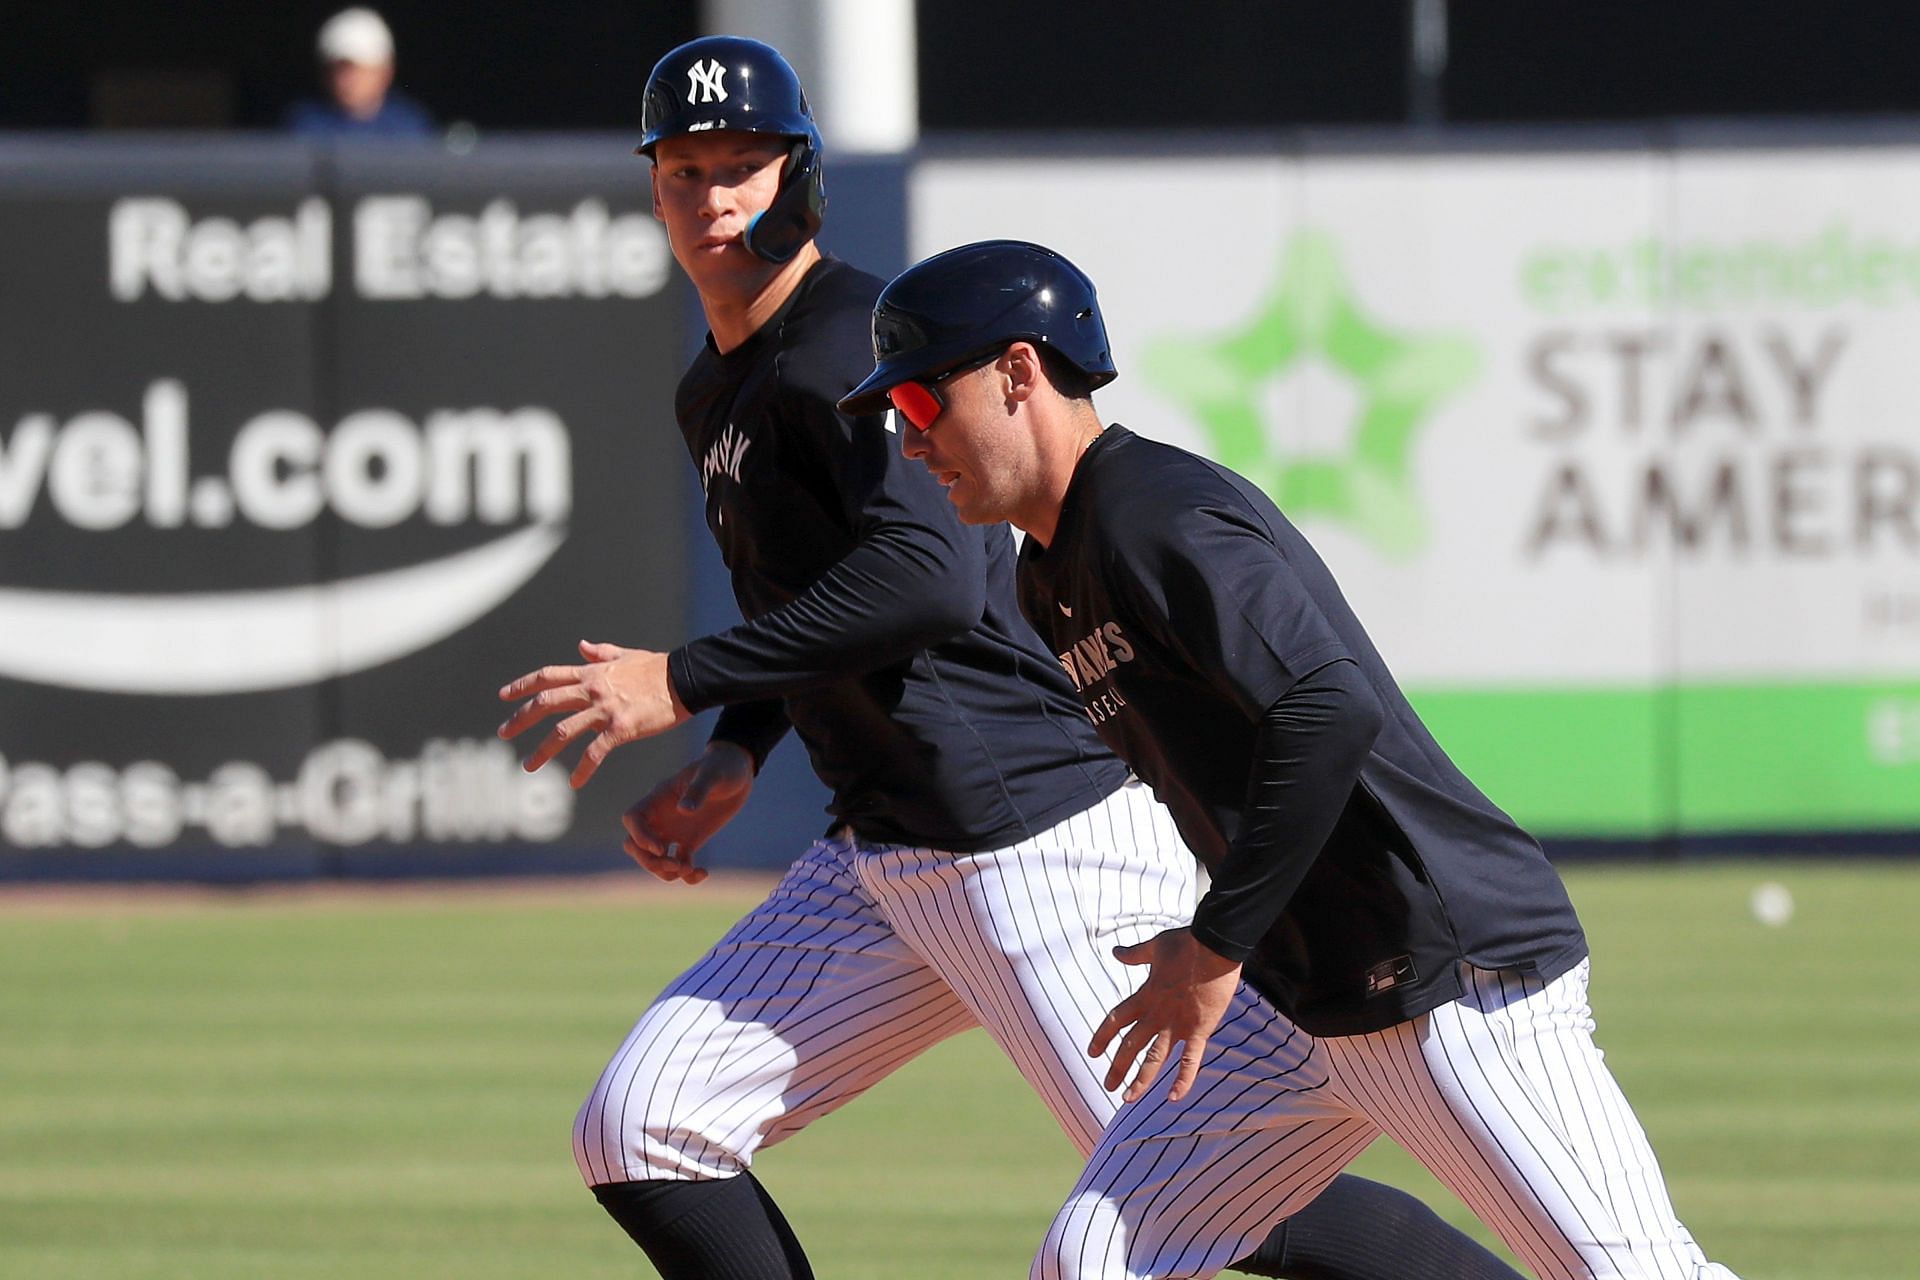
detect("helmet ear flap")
[744,133,827,264]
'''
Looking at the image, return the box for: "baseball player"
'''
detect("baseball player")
[840,239,1745,1280]
[498,36,1527,1280]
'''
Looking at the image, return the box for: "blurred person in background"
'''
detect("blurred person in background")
[284,7,434,139]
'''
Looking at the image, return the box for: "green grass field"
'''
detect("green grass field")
[3,862,1916,1280]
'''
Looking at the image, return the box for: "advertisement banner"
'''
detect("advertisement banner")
[0,139,689,877]
[912,146,1920,839]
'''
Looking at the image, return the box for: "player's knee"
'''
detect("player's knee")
[1030,1191,1129,1280]
[574,1100,715,1187]
[571,1090,621,1186]
[572,1075,739,1186]
[1029,1224,1075,1280]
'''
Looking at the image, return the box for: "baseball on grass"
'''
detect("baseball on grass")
[1749,881,1794,927]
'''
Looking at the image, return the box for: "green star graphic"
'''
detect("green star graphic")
[1143,230,1479,558]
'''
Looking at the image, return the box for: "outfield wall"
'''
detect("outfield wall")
[0,138,694,879]
[1,129,1914,879]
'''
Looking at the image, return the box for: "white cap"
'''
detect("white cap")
[317,8,395,65]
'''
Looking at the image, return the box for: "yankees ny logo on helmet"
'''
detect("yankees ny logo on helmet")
[687,59,728,104]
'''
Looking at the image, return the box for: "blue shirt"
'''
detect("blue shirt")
[283,93,436,140]
[1018,426,1588,1034]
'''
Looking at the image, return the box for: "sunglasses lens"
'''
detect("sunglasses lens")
[888,381,942,431]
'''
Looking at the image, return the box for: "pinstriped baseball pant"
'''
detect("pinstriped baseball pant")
[572,779,1197,1185]
[1033,960,1741,1280]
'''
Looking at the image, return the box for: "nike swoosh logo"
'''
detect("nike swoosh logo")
[1058,602,1073,617]
[0,522,565,695]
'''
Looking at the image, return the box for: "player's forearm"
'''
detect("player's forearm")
[669,525,988,711]
[707,698,792,773]
[1189,659,1384,962]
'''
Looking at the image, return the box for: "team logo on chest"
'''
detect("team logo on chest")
[1055,620,1135,692]
[700,423,752,494]
[686,60,728,104]
[1055,620,1136,726]
[1059,621,1128,725]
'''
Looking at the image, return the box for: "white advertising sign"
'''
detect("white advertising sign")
[913,148,1920,834]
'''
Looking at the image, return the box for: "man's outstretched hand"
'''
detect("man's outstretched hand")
[498,640,691,788]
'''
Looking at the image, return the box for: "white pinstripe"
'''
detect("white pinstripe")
[1034,959,1742,1280]
[572,780,1198,1183]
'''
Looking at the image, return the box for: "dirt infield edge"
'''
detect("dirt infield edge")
[0,871,783,916]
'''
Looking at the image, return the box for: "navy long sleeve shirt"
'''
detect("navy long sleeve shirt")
[1018,426,1587,1035]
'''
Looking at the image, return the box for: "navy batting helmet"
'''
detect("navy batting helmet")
[839,240,1117,416]
[638,36,826,264]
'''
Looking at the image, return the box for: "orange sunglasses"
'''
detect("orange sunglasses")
[886,348,1006,431]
